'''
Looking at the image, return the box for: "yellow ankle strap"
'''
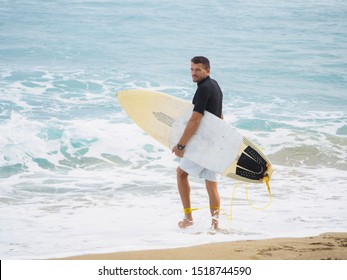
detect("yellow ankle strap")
[183,207,199,215]
[184,207,219,215]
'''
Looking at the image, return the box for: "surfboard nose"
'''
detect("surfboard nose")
[116,90,127,100]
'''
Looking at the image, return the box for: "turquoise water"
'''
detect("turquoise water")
[0,0,346,259]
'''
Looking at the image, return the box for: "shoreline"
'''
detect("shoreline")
[58,232,347,260]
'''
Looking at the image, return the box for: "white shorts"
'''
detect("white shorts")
[179,158,220,182]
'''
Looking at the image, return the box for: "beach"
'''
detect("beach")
[1,1,347,260]
[59,232,347,260]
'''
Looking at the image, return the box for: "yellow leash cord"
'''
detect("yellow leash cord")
[245,181,272,211]
[183,177,272,222]
[224,181,240,222]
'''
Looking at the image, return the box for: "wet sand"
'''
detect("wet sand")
[58,232,347,260]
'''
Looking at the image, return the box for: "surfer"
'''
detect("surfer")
[172,56,223,230]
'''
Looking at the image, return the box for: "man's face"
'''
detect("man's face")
[191,63,210,83]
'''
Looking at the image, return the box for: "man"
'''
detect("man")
[172,56,223,230]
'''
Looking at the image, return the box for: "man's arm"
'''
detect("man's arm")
[172,111,203,158]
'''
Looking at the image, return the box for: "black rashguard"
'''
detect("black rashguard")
[192,76,223,118]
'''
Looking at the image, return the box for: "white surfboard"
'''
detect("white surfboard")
[117,89,273,184]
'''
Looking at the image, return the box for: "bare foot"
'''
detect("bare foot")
[211,217,219,230]
[178,217,193,228]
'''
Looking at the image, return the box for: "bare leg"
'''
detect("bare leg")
[205,180,220,230]
[177,167,193,228]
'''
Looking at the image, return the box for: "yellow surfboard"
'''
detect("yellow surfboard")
[117,89,273,184]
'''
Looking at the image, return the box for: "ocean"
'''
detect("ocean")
[0,0,346,259]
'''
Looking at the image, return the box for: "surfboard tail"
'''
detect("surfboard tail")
[225,138,273,184]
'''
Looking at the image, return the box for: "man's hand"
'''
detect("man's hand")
[172,145,185,158]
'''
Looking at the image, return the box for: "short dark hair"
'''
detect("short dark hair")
[191,56,210,69]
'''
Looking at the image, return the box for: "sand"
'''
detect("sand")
[59,232,347,260]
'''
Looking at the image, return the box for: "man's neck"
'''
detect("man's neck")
[197,75,210,85]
